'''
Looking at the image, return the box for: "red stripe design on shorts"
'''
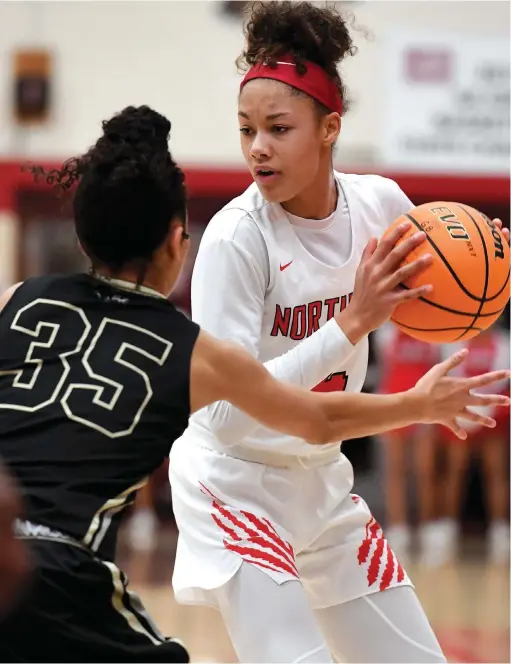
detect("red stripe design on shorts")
[261,517,295,558]
[357,516,376,564]
[211,513,239,541]
[240,510,295,563]
[199,482,299,579]
[224,540,299,577]
[352,494,407,592]
[367,538,385,586]
[369,520,381,538]
[379,546,396,591]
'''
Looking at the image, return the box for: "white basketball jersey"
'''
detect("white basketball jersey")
[185,172,413,458]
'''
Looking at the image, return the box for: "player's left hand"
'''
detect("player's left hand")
[492,218,510,245]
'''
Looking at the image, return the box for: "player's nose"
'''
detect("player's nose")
[250,132,272,160]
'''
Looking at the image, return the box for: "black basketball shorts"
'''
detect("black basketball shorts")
[0,537,189,663]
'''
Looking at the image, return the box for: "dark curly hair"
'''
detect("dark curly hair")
[26,105,187,280]
[236,1,358,116]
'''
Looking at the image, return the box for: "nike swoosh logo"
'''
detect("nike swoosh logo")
[280,261,293,272]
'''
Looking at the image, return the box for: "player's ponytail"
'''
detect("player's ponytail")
[236,1,360,116]
[25,106,187,280]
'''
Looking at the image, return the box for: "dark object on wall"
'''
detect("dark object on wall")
[221,1,251,17]
[12,50,52,125]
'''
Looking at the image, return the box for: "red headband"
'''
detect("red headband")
[240,54,342,115]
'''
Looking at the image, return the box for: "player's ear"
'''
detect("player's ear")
[167,217,190,259]
[321,112,341,148]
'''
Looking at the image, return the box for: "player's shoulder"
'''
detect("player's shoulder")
[0,282,22,314]
[199,183,270,254]
[1,274,67,307]
[335,171,414,229]
[336,171,409,204]
[0,275,87,324]
[203,183,268,238]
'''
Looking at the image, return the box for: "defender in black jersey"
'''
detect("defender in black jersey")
[1,273,199,561]
[0,107,198,662]
[0,271,200,661]
[0,106,508,662]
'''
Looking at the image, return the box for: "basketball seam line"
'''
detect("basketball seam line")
[399,284,502,318]
[455,204,489,340]
[390,320,484,333]
[405,213,497,303]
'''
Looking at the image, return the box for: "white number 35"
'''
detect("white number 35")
[0,299,173,439]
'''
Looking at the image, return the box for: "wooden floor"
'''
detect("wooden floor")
[118,529,510,664]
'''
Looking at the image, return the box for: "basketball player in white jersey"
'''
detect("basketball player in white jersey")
[169,3,510,662]
[1,106,506,662]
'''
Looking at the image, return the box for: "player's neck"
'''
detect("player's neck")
[92,267,168,299]
[281,168,337,220]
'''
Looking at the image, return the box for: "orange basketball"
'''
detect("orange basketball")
[383,202,510,343]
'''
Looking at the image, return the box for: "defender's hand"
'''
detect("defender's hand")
[412,349,511,439]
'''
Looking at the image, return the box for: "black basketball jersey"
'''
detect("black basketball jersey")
[0,274,200,560]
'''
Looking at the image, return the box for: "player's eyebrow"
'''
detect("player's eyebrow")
[238,111,291,120]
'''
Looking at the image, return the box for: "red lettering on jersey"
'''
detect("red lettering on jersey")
[307,301,322,337]
[270,305,291,337]
[290,304,307,341]
[270,292,353,338]
[325,297,340,320]
[313,371,348,393]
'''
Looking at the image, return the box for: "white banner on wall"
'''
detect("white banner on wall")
[381,33,510,174]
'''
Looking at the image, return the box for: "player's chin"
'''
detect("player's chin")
[254,178,294,204]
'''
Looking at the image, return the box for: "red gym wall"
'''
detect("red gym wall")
[2,160,509,212]
[1,159,509,280]
[1,159,508,334]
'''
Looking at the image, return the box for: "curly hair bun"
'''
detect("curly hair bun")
[238,1,357,79]
[101,105,171,153]
[25,105,187,274]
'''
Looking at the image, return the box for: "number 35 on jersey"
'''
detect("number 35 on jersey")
[0,299,173,439]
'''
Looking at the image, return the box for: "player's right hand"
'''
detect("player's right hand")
[338,221,433,344]
[411,348,511,439]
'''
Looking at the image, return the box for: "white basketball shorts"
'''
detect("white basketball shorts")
[169,437,412,610]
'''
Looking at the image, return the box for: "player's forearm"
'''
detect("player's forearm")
[208,320,358,444]
[312,390,425,444]
[265,318,357,387]
[199,335,429,448]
